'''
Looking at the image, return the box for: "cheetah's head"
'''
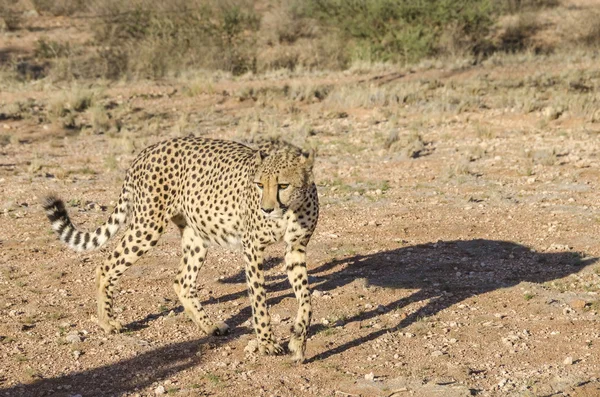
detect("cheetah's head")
[253,148,315,219]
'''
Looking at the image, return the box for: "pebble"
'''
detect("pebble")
[570,299,587,310]
[563,356,574,365]
[154,385,166,395]
[364,372,375,381]
[431,350,445,357]
[312,290,324,298]
[66,334,82,344]
[72,350,81,360]
[244,339,258,353]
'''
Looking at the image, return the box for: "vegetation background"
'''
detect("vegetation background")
[1,0,599,80]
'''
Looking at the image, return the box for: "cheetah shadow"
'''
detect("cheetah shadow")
[0,337,209,397]
[128,239,597,357]
[210,239,596,362]
[1,240,593,396]
[303,239,596,362]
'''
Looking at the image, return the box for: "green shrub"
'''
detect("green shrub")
[292,0,495,63]
[494,0,559,14]
[31,0,87,16]
[0,0,22,31]
[89,0,260,78]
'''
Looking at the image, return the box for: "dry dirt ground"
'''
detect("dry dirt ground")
[2,20,600,397]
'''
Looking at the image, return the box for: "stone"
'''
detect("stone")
[244,339,258,353]
[570,299,587,310]
[563,356,574,365]
[66,334,81,344]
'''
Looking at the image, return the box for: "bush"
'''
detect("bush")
[0,0,22,31]
[495,0,559,14]
[89,0,260,79]
[31,0,87,16]
[292,0,495,64]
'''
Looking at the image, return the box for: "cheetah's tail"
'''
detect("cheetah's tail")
[42,188,130,252]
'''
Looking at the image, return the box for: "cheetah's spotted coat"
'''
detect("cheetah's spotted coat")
[43,137,319,362]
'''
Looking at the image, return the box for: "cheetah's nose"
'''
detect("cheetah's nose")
[262,208,274,214]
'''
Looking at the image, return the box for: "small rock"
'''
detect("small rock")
[376,305,385,313]
[66,334,81,344]
[543,106,562,120]
[364,372,375,381]
[312,290,323,298]
[431,350,445,357]
[23,9,40,18]
[72,350,81,360]
[344,321,361,331]
[570,299,587,310]
[154,385,166,395]
[244,339,258,353]
[563,356,574,365]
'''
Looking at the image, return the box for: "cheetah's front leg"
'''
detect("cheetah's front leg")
[285,244,312,363]
[243,244,283,355]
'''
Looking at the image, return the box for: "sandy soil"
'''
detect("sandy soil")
[2,14,600,397]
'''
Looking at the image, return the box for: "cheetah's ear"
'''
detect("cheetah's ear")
[300,149,315,169]
[255,150,268,165]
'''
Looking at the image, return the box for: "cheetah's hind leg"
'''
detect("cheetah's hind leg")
[173,226,229,336]
[96,224,163,333]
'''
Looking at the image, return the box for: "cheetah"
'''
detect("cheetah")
[43,137,319,362]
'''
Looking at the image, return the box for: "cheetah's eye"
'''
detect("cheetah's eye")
[278,184,289,190]
[256,182,264,189]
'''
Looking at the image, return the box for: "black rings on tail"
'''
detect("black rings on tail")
[43,194,128,252]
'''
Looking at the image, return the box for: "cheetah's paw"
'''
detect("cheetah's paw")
[209,322,230,336]
[259,340,284,356]
[288,335,306,363]
[98,318,123,334]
